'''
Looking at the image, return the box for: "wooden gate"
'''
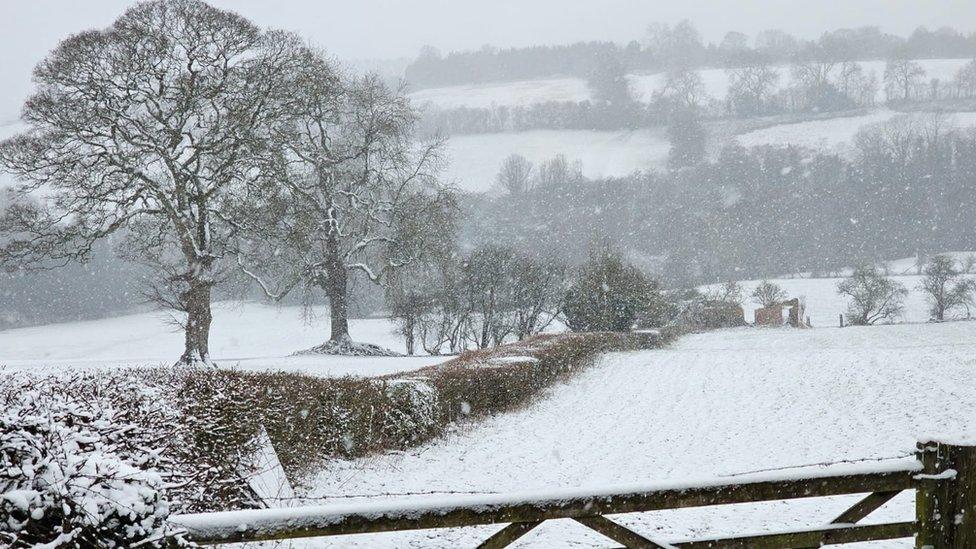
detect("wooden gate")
[167,440,975,548]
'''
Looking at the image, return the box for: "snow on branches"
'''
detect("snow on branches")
[0,378,185,548]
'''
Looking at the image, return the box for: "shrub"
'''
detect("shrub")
[563,246,662,331]
[837,265,907,325]
[751,279,787,308]
[0,377,184,548]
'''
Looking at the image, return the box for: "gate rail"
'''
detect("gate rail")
[168,440,974,548]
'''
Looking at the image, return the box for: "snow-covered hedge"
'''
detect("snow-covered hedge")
[415,331,663,423]
[0,375,185,548]
[1,329,668,543]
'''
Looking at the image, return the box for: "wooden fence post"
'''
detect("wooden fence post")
[916,440,976,548]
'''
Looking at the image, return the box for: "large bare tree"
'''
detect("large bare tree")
[238,49,452,355]
[0,0,300,365]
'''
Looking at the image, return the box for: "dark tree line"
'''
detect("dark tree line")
[386,244,565,355]
[406,24,976,89]
[416,99,645,135]
[418,56,976,135]
[466,115,976,288]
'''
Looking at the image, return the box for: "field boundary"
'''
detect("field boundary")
[170,439,974,547]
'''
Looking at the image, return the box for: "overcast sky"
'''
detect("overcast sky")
[2,0,976,125]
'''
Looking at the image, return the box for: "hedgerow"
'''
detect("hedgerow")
[0,329,669,545]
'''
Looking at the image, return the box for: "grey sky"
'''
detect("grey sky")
[2,0,976,124]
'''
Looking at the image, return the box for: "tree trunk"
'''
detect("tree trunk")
[324,233,350,343]
[404,316,415,356]
[177,279,214,366]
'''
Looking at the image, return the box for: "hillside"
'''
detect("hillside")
[713,252,976,326]
[443,128,670,192]
[294,319,974,547]
[439,108,976,193]
[403,59,976,193]
[736,110,976,152]
[408,59,973,110]
[3,255,970,372]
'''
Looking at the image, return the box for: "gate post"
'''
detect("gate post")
[916,440,976,548]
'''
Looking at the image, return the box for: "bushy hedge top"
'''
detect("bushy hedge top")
[0,327,670,546]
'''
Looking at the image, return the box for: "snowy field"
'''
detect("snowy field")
[274,319,976,547]
[443,129,670,192]
[214,262,974,547]
[719,252,976,326]
[440,108,976,193]
[409,59,972,110]
[735,110,900,153]
[5,261,974,546]
[408,77,591,109]
[441,110,976,193]
[629,58,972,104]
[736,110,976,154]
[0,301,442,376]
[730,274,974,327]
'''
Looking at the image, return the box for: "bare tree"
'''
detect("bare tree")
[495,154,534,195]
[658,68,707,111]
[708,280,744,305]
[534,155,583,188]
[884,52,925,102]
[644,20,705,70]
[791,57,837,91]
[0,0,299,365]
[387,261,441,356]
[754,29,799,57]
[918,255,975,321]
[237,48,453,355]
[837,265,907,325]
[751,280,787,308]
[837,62,879,107]
[463,245,516,348]
[510,255,565,340]
[956,59,976,99]
[727,57,780,116]
[789,53,847,111]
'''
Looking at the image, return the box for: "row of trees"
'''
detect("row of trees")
[387,243,668,355]
[470,113,976,287]
[416,99,646,136]
[406,23,976,89]
[838,256,976,324]
[0,0,452,364]
[419,55,976,136]
[386,245,563,355]
[695,254,975,328]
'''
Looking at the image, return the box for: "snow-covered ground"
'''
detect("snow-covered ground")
[630,58,973,104]
[409,78,591,110]
[441,110,976,192]
[409,59,973,110]
[0,301,442,376]
[719,252,976,326]
[443,129,670,192]
[730,274,972,327]
[276,320,976,547]
[735,110,900,153]
[736,110,976,154]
